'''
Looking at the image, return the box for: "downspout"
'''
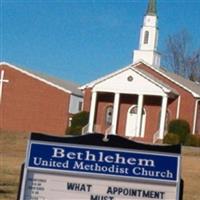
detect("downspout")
[192,99,200,134]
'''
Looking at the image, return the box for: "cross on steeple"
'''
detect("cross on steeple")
[0,70,9,103]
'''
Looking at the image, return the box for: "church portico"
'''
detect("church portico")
[86,88,171,142]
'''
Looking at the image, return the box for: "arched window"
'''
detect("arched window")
[105,106,113,126]
[130,106,137,114]
[129,106,145,115]
[144,31,149,44]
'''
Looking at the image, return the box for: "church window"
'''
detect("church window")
[127,76,133,82]
[78,101,83,111]
[130,106,138,114]
[105,106,113,126]
[129,106,145,114]
[144,31,149,44]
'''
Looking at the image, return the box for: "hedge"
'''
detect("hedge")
[66,111,89,136]
[167,119,190,144]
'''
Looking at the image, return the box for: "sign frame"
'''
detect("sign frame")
[18,132,182,200]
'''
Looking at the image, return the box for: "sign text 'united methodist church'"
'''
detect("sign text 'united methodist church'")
[29,143,178,182]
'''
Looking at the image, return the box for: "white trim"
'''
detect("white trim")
[80,64,133,89]
[81,63,171,95]
[81,60,200,98]
[0,62,72,94]
[176,96,181,119]
[135,60,200,98]
[192,99,200,134]
[132,67,171,93]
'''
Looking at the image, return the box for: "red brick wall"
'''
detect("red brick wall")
[83,88,92,112]
[0,65,70,135]
[143,96,162,141]
[136,63,196,131]
[95,93,114,133]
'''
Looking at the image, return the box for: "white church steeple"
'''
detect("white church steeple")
[133,0,161,68]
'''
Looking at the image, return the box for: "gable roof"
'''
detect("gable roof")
[0,62,83,97]
[80,61,200,98]
[80,62,176,94]
[135,68,178,95]
[136,61,200,98]
[160,69,200,97]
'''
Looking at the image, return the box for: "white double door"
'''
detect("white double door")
[125,105,146,137]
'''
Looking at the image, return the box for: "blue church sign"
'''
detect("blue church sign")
[28,142,179,182]
[18,133,182,200]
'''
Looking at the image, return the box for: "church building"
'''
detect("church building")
[0,62,83,135]
[81,0,200,143]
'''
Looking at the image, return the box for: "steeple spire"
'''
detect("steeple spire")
[133,0,161,68]
[146,0,157,16]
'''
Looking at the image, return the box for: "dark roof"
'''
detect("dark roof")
[1,62,83,97]
[160,69,200,97]
[135,62,200,97]
[33,72,83,97]
[146,0,157,16]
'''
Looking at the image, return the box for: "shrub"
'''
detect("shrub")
[168,119,190,144]
[163,133,180,145]
[184,134,200,147]
[66,111,89,136]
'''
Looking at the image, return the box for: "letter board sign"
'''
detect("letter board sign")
[18,133,182,200]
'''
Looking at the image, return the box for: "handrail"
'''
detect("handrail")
[82,124,89,135]
[153,130,159,143]
[153,130,167,143]
[105,125,112,134]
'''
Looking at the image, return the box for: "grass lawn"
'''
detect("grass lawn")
[0,130,200,200]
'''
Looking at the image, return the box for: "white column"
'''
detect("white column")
[159,95,168,139]
[136,94,144,137]
[111,93,120,134]
[88,91,97,133]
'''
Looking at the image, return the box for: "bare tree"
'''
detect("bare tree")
[164,30,200,82]
[188,48,200,82]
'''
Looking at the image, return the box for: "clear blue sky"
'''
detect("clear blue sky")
[1,0,200,84]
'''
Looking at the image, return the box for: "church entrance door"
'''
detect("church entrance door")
[125,105,146,137]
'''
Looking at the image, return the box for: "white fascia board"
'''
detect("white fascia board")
[137,60,200,98]
[131,67,171,93]
[79,63,143,90]
[80,61,171,94]
[0,62,72,94]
